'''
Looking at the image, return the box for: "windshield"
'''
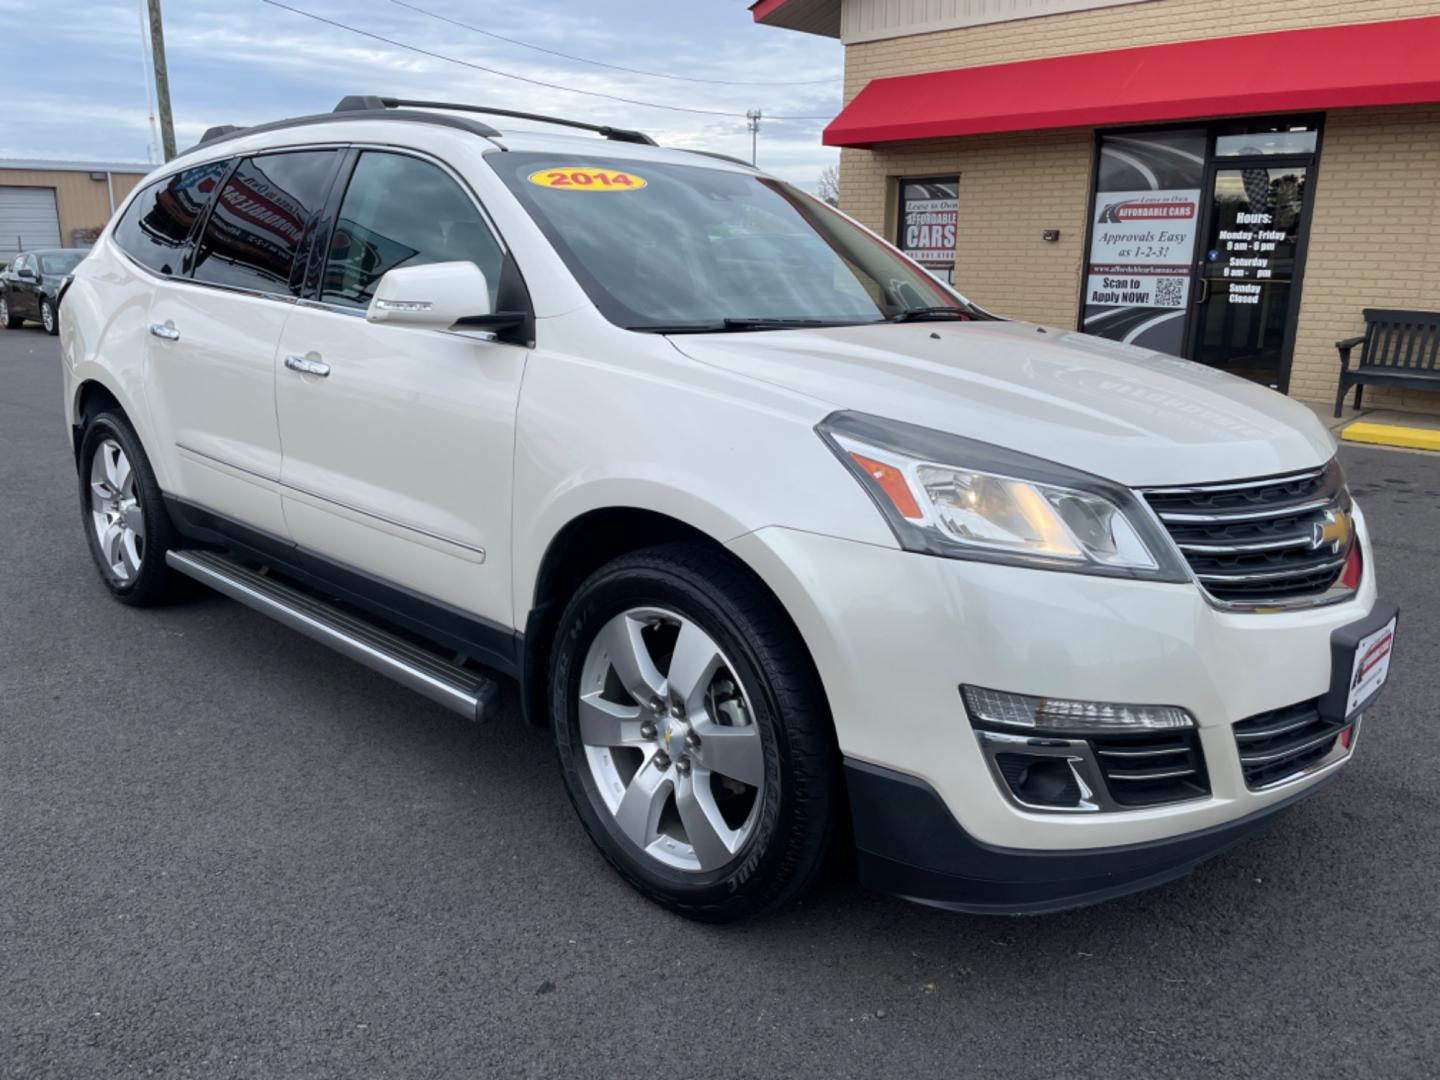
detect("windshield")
[38,252,84,275]
[489,152,978,331]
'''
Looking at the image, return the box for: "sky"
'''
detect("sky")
[0,0,842,186]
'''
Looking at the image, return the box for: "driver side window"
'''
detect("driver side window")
[322,151,504,311]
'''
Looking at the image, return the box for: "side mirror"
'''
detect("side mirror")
[365,261,491,329]
[18,266,35,281]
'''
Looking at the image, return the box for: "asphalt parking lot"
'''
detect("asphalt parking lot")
[2,327,1437,1079]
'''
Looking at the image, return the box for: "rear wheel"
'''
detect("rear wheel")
[77,411,185,605]
[550,543,837,923]
[0,296,20,329]
[40,298,57,335]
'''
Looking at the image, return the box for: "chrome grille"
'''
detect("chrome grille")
[1233,699,1349,789]
[1089,730,1209,807]
[1140,461,1356,608]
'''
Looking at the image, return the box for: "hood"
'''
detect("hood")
[668,320,1335,486]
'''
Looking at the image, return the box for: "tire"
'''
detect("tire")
[0,295,20,329]
[550,542,837,923]
[40,298,58,335]
[77,410,185,606]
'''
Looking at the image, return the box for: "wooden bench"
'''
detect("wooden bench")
[1334,308,1440,417]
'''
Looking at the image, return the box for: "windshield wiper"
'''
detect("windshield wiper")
[630,322,728,334]
[891,307,973,323]
[721,317,848,330]
[631,317,876,334]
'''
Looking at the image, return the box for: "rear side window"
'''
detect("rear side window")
[113,161,228,276]
[192,150,338,295]
[321,151,503,310]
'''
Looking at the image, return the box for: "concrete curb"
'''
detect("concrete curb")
[1340,422,1440,452]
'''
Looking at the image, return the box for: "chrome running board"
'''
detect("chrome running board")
[166,549,501,723]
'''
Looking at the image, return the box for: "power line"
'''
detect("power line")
[258,0,834,121]
[385,0,839,87]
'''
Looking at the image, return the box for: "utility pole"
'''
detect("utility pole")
[146,0,177,161]
[746,109,763,166]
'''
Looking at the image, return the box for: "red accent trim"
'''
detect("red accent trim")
[824,16,1440,147]
[750,0,792,22]
[1340,543,1363,590]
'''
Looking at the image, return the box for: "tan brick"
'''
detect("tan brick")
[834,3,1440,415]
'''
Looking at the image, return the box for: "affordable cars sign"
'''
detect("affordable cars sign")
[1081,129,1206,356]
[1085,191,1199,309]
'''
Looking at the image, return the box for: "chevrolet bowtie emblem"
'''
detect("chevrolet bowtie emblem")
[1311,508,1353,554]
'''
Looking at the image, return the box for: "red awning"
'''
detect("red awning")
[825,16,1440,148]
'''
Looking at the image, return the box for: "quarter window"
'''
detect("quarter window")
[192,151,338,295]
[322,151,503,310]
[112,160,228,276]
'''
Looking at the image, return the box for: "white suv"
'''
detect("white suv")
[61,97,1397,921]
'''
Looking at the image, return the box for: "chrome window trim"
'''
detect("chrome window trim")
[110,143,354,294]
[313,142,512,314]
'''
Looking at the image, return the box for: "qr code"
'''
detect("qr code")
[1153,277,1186,307]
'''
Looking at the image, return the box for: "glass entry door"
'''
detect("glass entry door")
[1189,162,1310,389]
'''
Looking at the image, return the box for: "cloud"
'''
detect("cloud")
[1,0,842,183]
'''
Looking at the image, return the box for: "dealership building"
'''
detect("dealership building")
[0,160,150,262]
[753,0,1440,414]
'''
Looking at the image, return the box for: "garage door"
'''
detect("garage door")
[0,186,62,261]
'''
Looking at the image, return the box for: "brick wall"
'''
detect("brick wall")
[1294,107,1440,412]
[840,131,1093,330]
[836,0,1440,413]
[841,1,1440,101]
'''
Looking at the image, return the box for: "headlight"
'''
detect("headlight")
[817,411,1188,581]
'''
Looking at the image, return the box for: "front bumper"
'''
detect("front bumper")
[728,511,1384,866]
[846,758,1334,914]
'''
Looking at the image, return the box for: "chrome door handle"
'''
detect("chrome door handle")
[149,322,180,341]
[284,354,331,377]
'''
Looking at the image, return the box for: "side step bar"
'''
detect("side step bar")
[167,549,502,723]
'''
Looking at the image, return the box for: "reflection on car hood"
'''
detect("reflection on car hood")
[667,320,1336,486]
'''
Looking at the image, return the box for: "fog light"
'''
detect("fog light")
[995,753,1083,808]
[962,685,1194,733]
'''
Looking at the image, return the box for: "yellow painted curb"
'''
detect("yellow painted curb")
[1341,421,1440,452]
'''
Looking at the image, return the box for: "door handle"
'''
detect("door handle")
[284,354,331,377]
[149,322,181,341]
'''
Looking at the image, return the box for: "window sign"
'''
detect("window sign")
[1082,130,1205,355]
[898,177,958,284]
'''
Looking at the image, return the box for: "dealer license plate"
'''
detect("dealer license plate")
[1345,616,1397,717]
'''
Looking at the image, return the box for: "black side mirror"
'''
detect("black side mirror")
[18,266,35,280]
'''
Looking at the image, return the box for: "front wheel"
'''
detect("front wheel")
[550,543,837,923]
[40,298,58,335]
[0,295,20,329]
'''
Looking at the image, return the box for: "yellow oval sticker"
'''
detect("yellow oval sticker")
[528,167,648,192]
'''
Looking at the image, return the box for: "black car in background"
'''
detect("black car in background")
[1,249,88,335]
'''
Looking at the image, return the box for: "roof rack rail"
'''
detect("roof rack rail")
[681,149,757,169]
[197,124,244,146]
[182,106,503,156]
[334,96,657,146]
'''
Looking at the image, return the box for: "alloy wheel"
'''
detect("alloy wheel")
[41,302,54,334]
[0,298,8,325]
[89,438,145,581]
[579,607,765,872]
